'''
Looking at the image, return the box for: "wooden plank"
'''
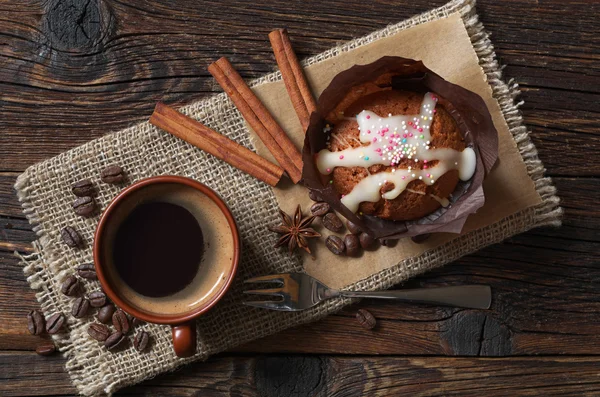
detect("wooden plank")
[0,173,22,218]
[1,173,598,249]
[2,352,600,397]
[2,175,599,353]
[0,0,598,171]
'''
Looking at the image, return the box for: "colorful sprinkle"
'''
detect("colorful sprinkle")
[326,168,331,172]
[366,115,370,119]
[365,156,370,160]
[339,155,344,159]
[419,134,424,139]
[419,128,423,132]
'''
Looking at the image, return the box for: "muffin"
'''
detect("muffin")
[315,83,476,221]
[302,56,497,238]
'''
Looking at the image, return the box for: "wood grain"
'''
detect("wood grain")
[0,0,598,395]
[2,175,599,353]
[2,352,600,397]
[1,0,598,172]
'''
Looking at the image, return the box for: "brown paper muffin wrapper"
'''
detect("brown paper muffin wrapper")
[302,56,499,239]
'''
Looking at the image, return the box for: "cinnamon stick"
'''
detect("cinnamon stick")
[269,28,317,132]
[208,57,303,183]
[150,102,284,187]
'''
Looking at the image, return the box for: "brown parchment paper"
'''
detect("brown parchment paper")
[250,13,542,289]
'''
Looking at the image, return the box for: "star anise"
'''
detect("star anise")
[269,205,321,255]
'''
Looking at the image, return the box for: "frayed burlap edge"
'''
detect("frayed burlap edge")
[14,0,561,395]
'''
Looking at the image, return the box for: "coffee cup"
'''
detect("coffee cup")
[94,176,240,357]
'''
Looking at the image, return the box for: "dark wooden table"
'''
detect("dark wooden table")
[1,0,598,395]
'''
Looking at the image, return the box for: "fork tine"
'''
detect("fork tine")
[244,301,295,311]
[244,274,285,284]
[243,288,283,296]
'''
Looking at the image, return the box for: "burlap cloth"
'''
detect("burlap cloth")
[15,0,561,395]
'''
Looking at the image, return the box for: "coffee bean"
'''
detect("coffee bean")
[346,220,362,235]
[88,291,107,308]
[73,196,96,217]
[71,297,90,318]
[71,179,96,197]
[112,309,130,334]
[100,165,125,184]
[310,202,330,217]
[76,263,97,280]
[60,275,81,297]
[104,331,126,350]
[322,213,344,233]
[132,317,146,327]
[356,309,377,330]
[380,238,398,248]
[359,232,376,250]
[97,304,115,324]
[308,189,322,202]
[411,234,431,244]
[344,234,360,256]
[27,310,45,336]
[46,313,66,334]
[133,330,150,352]
[88,323,110,342]
[36,343,57,356]
[61,226,83,248]
[325,235,345,255]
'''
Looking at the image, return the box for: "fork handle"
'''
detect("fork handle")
[339,285,491,309]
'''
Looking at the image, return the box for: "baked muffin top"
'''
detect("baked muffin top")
[316,88,475,221]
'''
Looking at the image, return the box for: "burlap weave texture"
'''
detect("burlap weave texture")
[14,0,561,395]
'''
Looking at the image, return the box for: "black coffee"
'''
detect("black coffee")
[113,202,204,298]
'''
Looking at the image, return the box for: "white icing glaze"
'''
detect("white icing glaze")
[316,92,476,213]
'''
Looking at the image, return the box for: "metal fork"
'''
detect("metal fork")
[244,273,491,311]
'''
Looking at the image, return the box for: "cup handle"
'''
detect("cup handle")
[172,322,196,358]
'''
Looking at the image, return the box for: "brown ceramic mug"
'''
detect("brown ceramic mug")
[94,176,240,357]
